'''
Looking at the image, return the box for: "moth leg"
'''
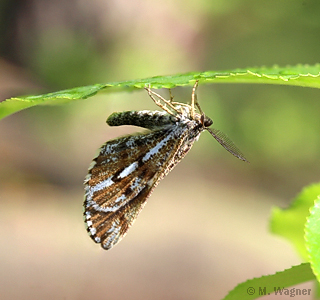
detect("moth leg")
[145,85,191,116]
[145,86,176,116]
[170,81,200,118]
[190,80,200,119]
[168,88,174,102]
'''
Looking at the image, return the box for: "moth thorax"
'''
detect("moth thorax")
[175,105,191,118]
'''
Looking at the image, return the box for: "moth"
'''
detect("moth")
[84,81,248,250]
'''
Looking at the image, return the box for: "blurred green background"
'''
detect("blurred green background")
[1,0,319,299]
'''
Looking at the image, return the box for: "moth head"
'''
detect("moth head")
[195,113,213,128]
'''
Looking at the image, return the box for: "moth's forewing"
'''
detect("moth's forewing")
[84,117,201,250]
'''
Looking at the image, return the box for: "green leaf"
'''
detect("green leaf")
[1,64,320,120]
[223,263,315,300]
[305,196,320,282]
[270,183,320,260]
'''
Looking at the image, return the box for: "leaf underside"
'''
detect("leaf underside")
[1,64,320,119]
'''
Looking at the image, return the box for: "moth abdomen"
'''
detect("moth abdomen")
[107,110,177,130]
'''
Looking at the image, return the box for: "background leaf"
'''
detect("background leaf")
[270,183,320,260]
[223,263,315,300]
[305,197,320,283]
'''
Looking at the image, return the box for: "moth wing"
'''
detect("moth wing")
[84,127,185,250]
[84,175,155,250]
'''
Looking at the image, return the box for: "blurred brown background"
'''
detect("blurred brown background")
[1,0,320,299]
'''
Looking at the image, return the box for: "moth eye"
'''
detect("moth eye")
[200,114,213,127]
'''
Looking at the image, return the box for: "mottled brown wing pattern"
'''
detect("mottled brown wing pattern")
[84,124,193,250]
[87,185,152,250]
